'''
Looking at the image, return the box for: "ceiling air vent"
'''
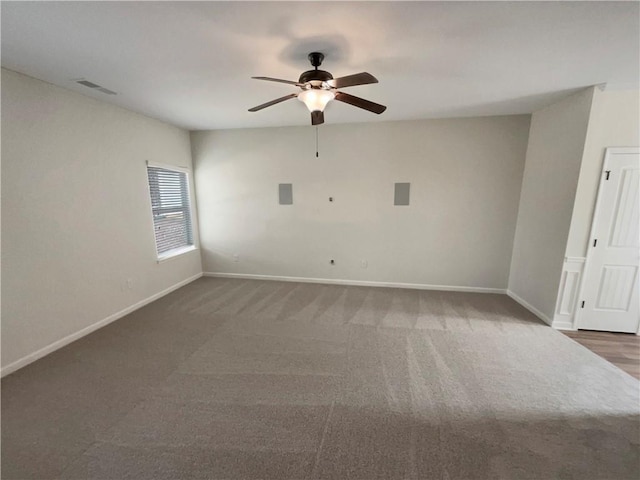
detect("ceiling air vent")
[75,79,117,95]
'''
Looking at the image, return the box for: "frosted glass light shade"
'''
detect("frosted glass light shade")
[298,89,335,112]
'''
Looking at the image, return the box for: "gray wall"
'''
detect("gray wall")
[1,69,202,371]
[508,88,595,322]
[192,116,531,290]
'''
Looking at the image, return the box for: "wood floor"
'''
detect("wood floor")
[563,330,640,380]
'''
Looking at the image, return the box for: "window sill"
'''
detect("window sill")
[157,245,197,263]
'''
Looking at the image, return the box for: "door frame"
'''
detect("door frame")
[573,147,640,334]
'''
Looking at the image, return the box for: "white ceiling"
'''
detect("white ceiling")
[2,1,638,131]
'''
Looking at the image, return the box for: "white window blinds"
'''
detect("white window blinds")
[147,165,194,256]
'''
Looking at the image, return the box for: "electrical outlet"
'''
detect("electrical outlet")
[233,254,240,263]
[126,278,133,290]
[360,260,368,268]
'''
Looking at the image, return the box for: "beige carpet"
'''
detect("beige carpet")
[2,277,639,479]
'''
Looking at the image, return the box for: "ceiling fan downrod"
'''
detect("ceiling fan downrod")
[308,52,324,70]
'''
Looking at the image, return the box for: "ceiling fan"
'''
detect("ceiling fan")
[248,52,386,125]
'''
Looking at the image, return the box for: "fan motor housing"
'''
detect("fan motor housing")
[298,69,333,84]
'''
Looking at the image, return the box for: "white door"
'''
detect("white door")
[578,148,640,333]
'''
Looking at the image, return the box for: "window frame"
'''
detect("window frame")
[145,161,197,262]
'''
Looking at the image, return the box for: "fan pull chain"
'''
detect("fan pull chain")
[315,126,319,158]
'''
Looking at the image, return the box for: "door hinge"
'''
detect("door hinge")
[593,239,598,247]
[581,301,585,308]
[605,170,611,180]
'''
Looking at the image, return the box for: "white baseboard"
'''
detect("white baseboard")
[1,272,203,378]
[506,289,553,326]
[552,320,577,331]
[203,272,507,294]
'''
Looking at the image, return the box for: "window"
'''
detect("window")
[146,164,194,260]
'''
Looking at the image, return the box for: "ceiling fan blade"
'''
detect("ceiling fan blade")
[311,111,324,125]
[327,72,378,89]
[334,91,386,114]
[248,93,298,112]
[252,76,303,86]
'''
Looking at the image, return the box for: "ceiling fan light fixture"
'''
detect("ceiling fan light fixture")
[298,88,335,112]
[249,52,385,124]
